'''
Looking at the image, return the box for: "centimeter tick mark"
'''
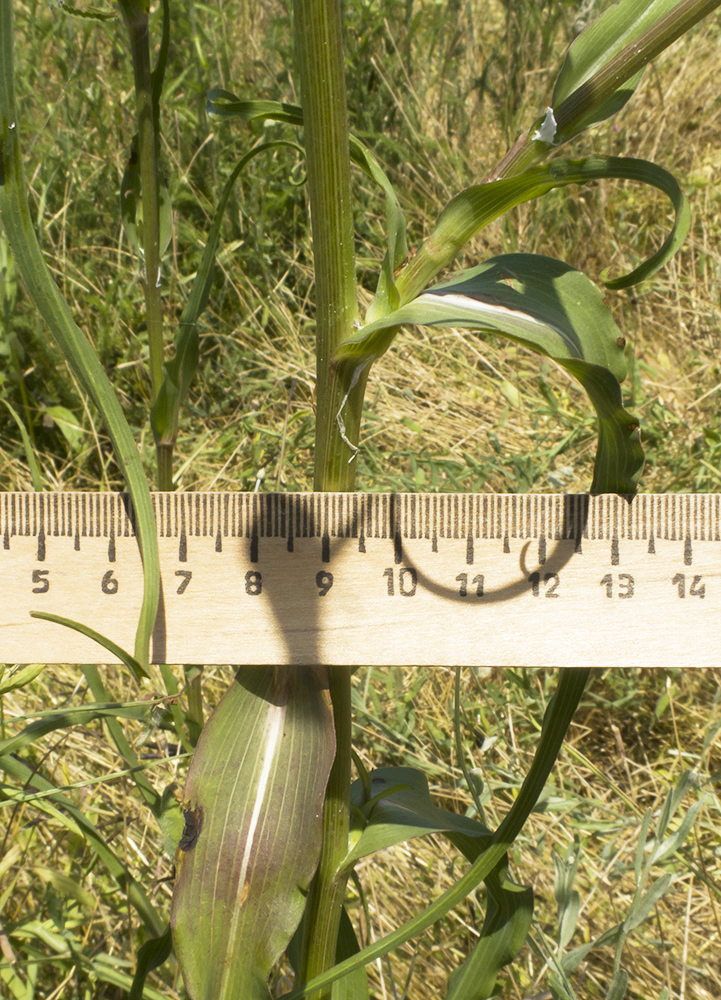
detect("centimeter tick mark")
[684,537,692,566]
[611,537,619,566]
[179,530,187,563]
[108,531,116,563]
[538,535,546,566]
[322,532,330,563]
[466,535,474,565]
[37,528,45,562]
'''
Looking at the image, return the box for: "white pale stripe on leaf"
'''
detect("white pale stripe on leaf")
[334,254,643,495]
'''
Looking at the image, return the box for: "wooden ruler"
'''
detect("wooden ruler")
[0,492,718,667]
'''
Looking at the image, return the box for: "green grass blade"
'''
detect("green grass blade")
[151,141,302,450]
[30,611,148,680]
[0,399,44,490]
[0,699,158,757]
[0,0,159,670]
[0,754,164,935]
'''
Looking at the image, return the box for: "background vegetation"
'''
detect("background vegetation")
[1,0,720,997]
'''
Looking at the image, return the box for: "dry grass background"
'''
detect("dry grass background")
[1,0,721,998]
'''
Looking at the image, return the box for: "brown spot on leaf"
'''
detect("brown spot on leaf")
[616,337,627,349]
[179,806,203,852]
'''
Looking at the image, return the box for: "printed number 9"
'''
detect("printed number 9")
[316,571,334,596]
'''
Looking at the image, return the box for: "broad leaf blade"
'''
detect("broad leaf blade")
[171,666,335,1000]
[348,766,492,865]
[336,254,644,495]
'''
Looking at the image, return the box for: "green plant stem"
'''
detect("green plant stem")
[486,0,721,182]
[293,2,357,995]
[294,0,359,492]
[299,667,353,1000]
[119,0,169,489]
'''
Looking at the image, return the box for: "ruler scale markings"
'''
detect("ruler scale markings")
[1,492,720,666]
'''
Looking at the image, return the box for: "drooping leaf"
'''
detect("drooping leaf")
[171,666,335,1000]
[335,254,644,495]
[348,766,492,866]
[394,155,689,305]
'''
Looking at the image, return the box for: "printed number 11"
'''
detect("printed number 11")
[456,573,484,597]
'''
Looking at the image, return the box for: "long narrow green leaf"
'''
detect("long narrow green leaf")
[0,0,159,670]
[30,611,148,680]
[281,669,590,1000]
[0,398,44,489]
[0,699,159,758]
[335,254,644,495]
[394,155,689,305]
[552,0,721,142]
[552,0,682,135]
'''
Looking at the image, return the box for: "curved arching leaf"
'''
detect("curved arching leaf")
[206,89,408,313]
[335,254,644,495]
[394,155,689,305]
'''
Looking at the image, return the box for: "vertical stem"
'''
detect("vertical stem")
[119,0,170,490]
[294,0,359,494]
[299,668,353,1000]
[294,2,357,996]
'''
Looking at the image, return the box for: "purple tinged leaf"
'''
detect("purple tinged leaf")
[171,666,335,1000]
